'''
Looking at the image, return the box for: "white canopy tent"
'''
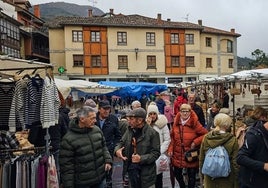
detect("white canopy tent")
[54,78,117,99]
[193,68,268,85]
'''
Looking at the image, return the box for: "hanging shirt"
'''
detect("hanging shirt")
[0,81,15,131]
[9,79,29,132]
[40,76,60,128]
[25,77,44,128]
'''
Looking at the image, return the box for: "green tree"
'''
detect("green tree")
[249,49,268,68]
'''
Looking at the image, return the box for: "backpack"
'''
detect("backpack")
[201,145,231,178]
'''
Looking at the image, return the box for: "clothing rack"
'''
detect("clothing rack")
[0,57,54,156]
[0,146,52,154]
[0,55,53,72]
[0,66,52,72]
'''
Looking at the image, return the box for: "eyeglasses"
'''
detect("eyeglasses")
[181,110,190,113]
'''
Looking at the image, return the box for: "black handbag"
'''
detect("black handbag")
[184,148,199,162]
[179,124,199,163]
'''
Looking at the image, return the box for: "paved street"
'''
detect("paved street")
[112,157,180,188]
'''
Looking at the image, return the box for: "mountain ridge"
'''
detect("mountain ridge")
[31,2,104,21]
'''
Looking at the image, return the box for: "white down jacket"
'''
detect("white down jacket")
[153,114,171,174]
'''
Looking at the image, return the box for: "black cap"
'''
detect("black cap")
[99,100,111,108]
[126,108,146,119]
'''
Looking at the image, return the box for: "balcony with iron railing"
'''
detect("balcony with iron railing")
[32,46,49,57]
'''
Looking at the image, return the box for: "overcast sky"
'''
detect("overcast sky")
[30,0,268,58]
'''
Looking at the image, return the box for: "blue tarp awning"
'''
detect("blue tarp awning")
[99,81,168,99]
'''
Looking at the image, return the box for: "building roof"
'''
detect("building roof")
[203,26,241,37]
[48,14,204,30]
[47,13,240,37]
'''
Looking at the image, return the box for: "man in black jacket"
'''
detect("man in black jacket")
[96,100,121,188]
[60,106,112,187]
[188,92,206,127]
[237,120,268,188]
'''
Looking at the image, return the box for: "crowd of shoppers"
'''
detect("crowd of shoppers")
[54,87,268,188]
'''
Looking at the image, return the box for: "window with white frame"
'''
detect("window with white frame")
[171,33,179,44]
[91,31,100,42]
[146,32,155,46]
[72,31,83,42]
[185,34,194,44]
[117,32,127,45]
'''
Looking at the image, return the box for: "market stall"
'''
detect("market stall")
[191,68,268,134]
[0,55,59,186]
[99,81,168,99]
[54,78,117,99]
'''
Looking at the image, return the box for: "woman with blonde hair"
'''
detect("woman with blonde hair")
[200,113,239,188]
[168,104,207,188]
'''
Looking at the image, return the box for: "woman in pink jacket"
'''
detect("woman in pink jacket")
[164,99,174,130]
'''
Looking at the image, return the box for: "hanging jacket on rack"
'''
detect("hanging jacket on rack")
[25,76,44,129]
[0,81,16,131]
[9,78,29,132]
[40,76,60,128]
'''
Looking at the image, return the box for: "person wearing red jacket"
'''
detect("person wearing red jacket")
[168,104,208,188]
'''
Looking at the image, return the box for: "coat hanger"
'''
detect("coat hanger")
[22,74,31,80]
[34,73,41,79]
[16,69,24,75]
[31,68,38,75]
[45,67,52,81]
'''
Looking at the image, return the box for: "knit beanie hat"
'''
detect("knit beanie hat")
[84,99,98,112]
[84,99,97,107]
[147,104,159,115]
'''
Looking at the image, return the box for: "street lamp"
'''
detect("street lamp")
[134,48,139,60]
